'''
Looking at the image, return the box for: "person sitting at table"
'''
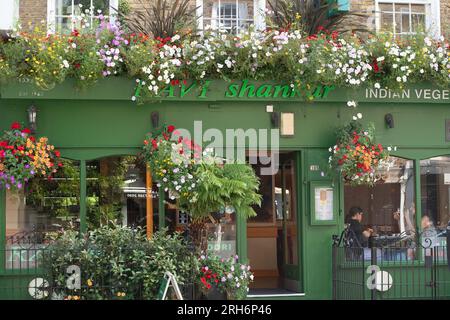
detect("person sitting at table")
[345,206,374,247]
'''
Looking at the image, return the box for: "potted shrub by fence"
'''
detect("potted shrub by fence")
[43,223,197,300]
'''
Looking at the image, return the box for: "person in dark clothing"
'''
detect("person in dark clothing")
[346,207,374,247]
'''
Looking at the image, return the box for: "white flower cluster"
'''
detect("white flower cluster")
[141,42,181,95]
[386,41,415,83]
[330,39,372,85]
[423,37,450,81]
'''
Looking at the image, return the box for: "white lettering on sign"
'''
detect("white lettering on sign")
[366,88,449,100]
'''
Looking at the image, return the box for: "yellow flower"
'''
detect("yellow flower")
[87,279,93,287]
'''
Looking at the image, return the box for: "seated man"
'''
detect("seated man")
[346,206,374,248]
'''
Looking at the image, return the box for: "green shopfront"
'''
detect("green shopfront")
[0,79,449,300]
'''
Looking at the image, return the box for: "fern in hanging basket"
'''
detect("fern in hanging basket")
[328,119,390,186]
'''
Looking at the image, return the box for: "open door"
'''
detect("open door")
[248,152,299,292]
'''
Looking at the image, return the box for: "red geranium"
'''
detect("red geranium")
[167,125,175,133]
[11,122,21,130]
[22,128,31,134]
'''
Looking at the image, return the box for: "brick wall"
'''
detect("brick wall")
[19,0,47,30]
[441,0,450,36]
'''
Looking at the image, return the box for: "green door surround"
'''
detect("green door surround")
[1,79,450,299]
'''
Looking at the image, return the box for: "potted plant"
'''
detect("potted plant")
[197,253,254,300]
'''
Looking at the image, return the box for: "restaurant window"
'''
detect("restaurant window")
[47,0,118,34]
[420,156,450,237]
[86,156,160,231]
[376,1,440,38]
[344,157,416,253]
[5,159,80,269]
[198,0,258,33]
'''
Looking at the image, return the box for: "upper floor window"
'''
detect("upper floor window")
[47,0,118,34]
[197,0,266,33]
[0,0,19,31]
[375,0,441,38]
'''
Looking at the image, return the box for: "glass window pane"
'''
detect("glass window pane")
[379,3,393,12]
[411,4,426,14]
[55,17,72,34]
[55,0,73,16]
[86,156,155,230]
[394,12,403,34]
[420,156,450,230]
[283,159,297,265]
[411,14,425,32]
[380,12,394,32]
[206,211,237,259]
[345,157,416,258]
[5,159,80,269]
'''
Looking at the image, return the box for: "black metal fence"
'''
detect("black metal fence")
[332,229,450,300]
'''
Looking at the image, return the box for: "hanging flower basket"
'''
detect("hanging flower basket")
[328,119,390,186]
[0,122,62,190]
[142,124,200,200]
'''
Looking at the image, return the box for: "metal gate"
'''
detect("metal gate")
[332,228,450,300]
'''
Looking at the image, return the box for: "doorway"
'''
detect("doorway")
[247,152,299,292]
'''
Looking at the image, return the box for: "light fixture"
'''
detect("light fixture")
[385,113,394,129]
[281,112,295,136]
[271,112,280,128]
[151,111,159,128]
[27,104,37,133]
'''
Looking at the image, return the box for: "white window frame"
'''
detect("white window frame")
[47,0,118,34]
[0,0,19,30]
[196,0,266,32]
[375,0,441,38]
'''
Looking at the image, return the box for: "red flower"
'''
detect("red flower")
[11,122,21,130]
[0,141,7,147]
[167,125,175,133]
[54,150,61,158]
[22,128,31,134]
[151,139,158,149]
[373,59,380,73]
[71,29,80,37]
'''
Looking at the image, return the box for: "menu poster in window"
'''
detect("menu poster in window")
[314,187,334,221]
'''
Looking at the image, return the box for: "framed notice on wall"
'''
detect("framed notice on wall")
[310,181,337,225]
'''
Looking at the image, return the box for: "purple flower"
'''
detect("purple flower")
[30,170,35,175]
[25,164,30,169]
[17,183,22,189]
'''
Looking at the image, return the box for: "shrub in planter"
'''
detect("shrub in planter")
[43,223,197,300]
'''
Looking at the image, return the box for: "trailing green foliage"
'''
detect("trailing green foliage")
[43,224,197,300]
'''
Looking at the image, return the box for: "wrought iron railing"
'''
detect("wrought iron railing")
[332,225,450,300]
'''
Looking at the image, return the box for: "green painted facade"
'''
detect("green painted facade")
[0,79,449,300]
